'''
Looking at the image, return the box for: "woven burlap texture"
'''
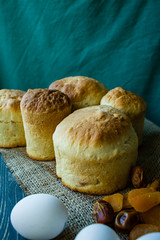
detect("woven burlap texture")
[1,119,160,240]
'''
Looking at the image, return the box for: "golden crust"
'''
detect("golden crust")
[0,89,25,112]
[54,105,131,146]
[21,88,71,113]
[100,87,147,145]
[49,76,108,110]
[53,105,138,194]
[21,88,72,160]
[101,87,147,117]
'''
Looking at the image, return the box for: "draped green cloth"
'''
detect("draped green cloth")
[0,0,160,126]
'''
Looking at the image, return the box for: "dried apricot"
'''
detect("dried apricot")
[128,188,160,212]
[129,224,160,240]
[142,205,160,227]
[128,188,153,197]
[103,193,124,212]
[123,192,132,209]
[147,179,160,191]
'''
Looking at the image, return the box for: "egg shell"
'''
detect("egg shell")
[10,194,68,240]
[74,223,120,240]
[137,232,160,240]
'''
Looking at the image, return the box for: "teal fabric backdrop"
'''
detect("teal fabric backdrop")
[0,0,160,126]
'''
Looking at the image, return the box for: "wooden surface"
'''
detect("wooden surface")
[0,153,26,240]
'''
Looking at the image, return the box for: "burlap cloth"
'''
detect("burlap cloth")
[1,119,160,240]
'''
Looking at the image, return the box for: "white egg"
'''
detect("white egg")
[10,194,68,240]
[74,223,120,240]
[137,232,160,240]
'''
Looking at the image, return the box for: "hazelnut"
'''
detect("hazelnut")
[131,166,145,188]
[93,200,115,226]
[114,209,140,232]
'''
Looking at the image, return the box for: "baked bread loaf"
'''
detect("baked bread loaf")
[49,76,108,110]
[0,89,26,147]
[20,89,71,160]
[53,105,138,194]
[100,87,147,145]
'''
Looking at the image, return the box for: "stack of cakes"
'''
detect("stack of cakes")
[0,76,147,195]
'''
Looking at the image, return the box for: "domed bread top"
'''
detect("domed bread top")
[53,104,138,194]
[101,87,147,117]
[54,105,132,147]
[0,89,26,111]
[49,76,108,109]
[21,88,71,113]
